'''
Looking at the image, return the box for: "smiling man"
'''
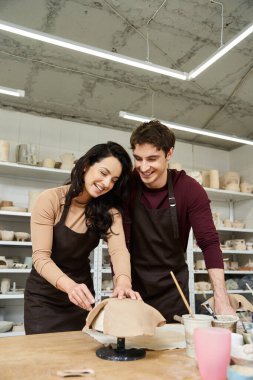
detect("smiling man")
[124,119,234,322]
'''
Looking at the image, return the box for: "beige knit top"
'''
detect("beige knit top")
[31,186,131,288]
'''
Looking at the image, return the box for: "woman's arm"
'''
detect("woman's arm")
[107,209,141,300]
[31,188,94,310]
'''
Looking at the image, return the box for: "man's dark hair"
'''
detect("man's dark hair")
[130,119,175,155]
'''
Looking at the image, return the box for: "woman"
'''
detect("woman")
[24,141,140,334]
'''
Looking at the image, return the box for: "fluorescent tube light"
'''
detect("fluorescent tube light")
[0,85,25,97]
[0,19,252,80]
[119,111,253,146]
[0,20,187,80]
[189,22,253,79]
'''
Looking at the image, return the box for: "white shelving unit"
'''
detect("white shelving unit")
[188,188,253,313]
[93,240,113,302]
[0,162,71,337]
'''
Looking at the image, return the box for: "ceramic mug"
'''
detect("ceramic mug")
[1,278,11,294]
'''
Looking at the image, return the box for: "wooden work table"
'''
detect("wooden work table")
[0,331,201,380]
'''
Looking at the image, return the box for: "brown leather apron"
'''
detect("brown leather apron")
[24,204,100,334]
[130,172,189,322]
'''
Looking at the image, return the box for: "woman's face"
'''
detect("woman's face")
[83,156,122,198]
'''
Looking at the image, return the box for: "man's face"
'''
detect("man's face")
[133,143,173,188]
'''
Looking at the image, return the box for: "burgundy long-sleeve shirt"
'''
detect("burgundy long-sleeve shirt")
[124,169,223,269]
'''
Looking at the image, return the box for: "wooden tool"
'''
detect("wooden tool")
[170,271,194,318]
[246,282,253,295]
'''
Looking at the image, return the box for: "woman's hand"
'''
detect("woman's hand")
[111,275,142,300]
[67,283,95,311]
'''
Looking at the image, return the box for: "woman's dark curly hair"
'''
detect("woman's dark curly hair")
[65,141,132,239]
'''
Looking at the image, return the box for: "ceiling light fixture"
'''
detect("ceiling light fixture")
[0,20,252,80]
[0,20,187,80]
[0,85,25,97]
[188,21,253,79]
[119,111,253,146]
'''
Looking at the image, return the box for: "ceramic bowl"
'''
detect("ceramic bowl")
[227,364,253,380]
[0,321,13,333]
[1,230,14,241]
[212,315,239,332]
[231,344,253,367]
[14,232,31,242]
[1,206,27,212]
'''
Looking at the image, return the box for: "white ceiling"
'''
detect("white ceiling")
[0,0,252,150]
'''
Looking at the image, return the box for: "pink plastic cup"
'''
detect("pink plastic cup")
[194,327,231,380]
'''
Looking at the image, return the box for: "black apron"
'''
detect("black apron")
[130,172,189,322]
[24,205,100,334]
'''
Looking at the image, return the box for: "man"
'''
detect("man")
[124,119,234,322]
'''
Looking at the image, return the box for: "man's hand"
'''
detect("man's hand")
[208,268,237,316]
[111,275,142,300]
[213,299,237,316]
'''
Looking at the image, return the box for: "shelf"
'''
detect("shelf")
[194,270,253,275]
[195,290,253,295]
[0,211,31,217]
[217,227,253,233]
[0,269,31,273]
[100,291,112,297]
[0,331,25,338]
[0,161,70,182]
[0,241,32,246]
[101,268,111,273]
[0,294,24,299]
[204,187,253,202]
[194,249,253,254]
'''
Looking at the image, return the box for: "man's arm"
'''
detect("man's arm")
[184,178,235,315]
[208,268,236,315]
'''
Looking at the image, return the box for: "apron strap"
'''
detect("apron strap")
[167,171,180,240]
[59,203,70,225]
[136,171,180,240]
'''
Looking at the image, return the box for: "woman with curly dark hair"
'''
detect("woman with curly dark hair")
[24,141,140,334]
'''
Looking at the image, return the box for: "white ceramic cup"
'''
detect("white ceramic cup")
[231,332,243,350]
[0,140,10,162]
[182,314,213,358]
[42,158,55,168]
[1,278,11,294]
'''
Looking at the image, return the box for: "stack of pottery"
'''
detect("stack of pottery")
[0,140,10,162]
[16,144,38,166]
[187,170,203,185]
[222,172,240,192]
